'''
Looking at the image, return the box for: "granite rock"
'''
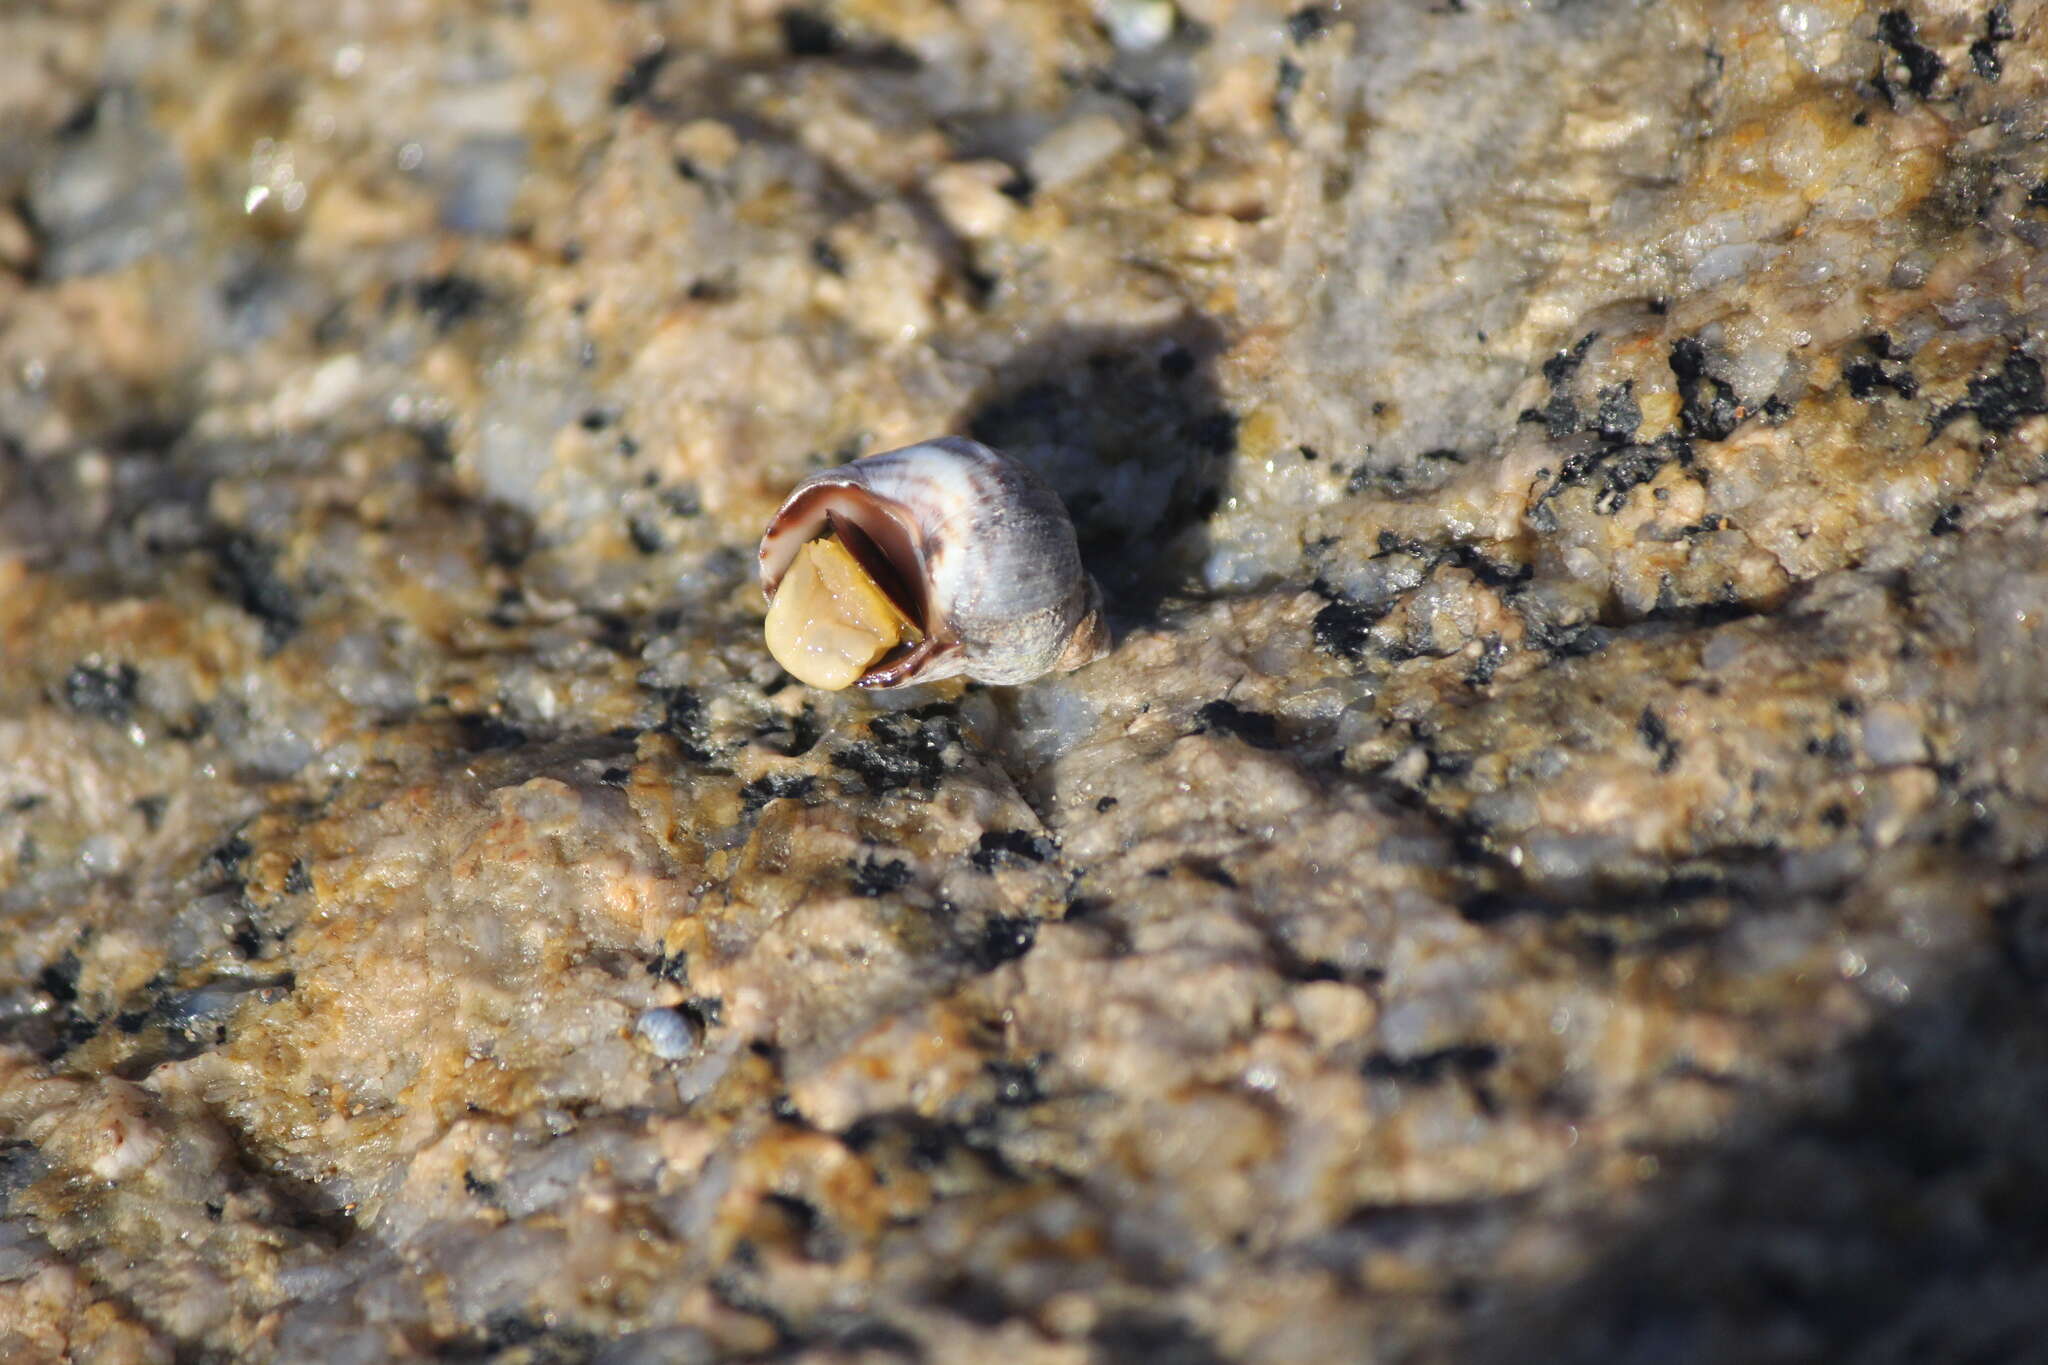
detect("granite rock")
[4,1,2048,1361]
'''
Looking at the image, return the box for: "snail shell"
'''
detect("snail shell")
[758,437,1109,689]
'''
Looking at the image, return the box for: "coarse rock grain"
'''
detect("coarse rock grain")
[5,1,2048,1362]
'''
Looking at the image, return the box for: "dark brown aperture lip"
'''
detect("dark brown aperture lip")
[825,510,925,633]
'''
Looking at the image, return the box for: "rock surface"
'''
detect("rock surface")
[4,0,2048,1360]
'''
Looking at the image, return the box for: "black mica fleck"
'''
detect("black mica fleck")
[1935,351,2048,435]
[763,1192,847,1264]
[627,515,666,555]
[1541,391,1580,441]
[1543,332,1597,389]
[850,854,913,898]
[969,915,1037,971]
[1971,4,2012,82]
[62,662,138,722]
[780,7,843,56]
[230,919,263,959]
[1286,5,1330,43]
[481,501,534,568]
[1534,433,1688,520]
[37,1013,99,1061]
[1464,634,1509,688]
[1877,9,1944,99]
[969,829,1055,873]
[35,954,80,1006]
[680,996,724,1031]
[1594,382,1642,444]
[658,686,713,761]
[1314,598,1390,661]
[1974,5,2007,81]
[1524,617,1611,660]
[211,532,301,648]
[409,273,489,331]
[1595,442,1677,514]
[55,93,100,140]
[610,45,667,106]
[740,772,816,813]
[1845,354,1917,401]
[775,7,919,68]
[830,709,956,795]
[204,833,252,884]
[1638,705,1679,773]
[1195,699,1281,749]
[1362,1043,1501,1084]
[1273,58,1306,132]
[22,954,96,1063]
[1670,337,1740,442]
[1527,332,1602,438]
[986,1059,1042,1107]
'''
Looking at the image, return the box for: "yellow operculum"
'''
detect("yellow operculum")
[763,533,922,690]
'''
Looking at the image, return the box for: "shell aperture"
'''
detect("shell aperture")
[762,530,924,690]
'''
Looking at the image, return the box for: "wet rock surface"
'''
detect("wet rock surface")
[4,0,2048,1360]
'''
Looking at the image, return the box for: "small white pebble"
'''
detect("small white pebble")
[633,1007,698,1060]
[1028,114,1130,192]
[926,161,1018,240]
[1861,702,1926,767]
[1095,0,1177,52]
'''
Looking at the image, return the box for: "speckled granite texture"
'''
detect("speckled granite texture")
[5,0,2048,1360]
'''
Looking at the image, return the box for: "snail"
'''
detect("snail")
[758,437,1109,689]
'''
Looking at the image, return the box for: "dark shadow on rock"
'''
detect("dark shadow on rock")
[960,318,1235,633]
[1450,873,2048,1365]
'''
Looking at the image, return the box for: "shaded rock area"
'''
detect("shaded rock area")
[3,0,2048,1360]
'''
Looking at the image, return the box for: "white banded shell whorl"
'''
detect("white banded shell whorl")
[758,437,1109,689]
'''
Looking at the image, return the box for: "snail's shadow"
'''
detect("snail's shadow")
[959,317,1234,634]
